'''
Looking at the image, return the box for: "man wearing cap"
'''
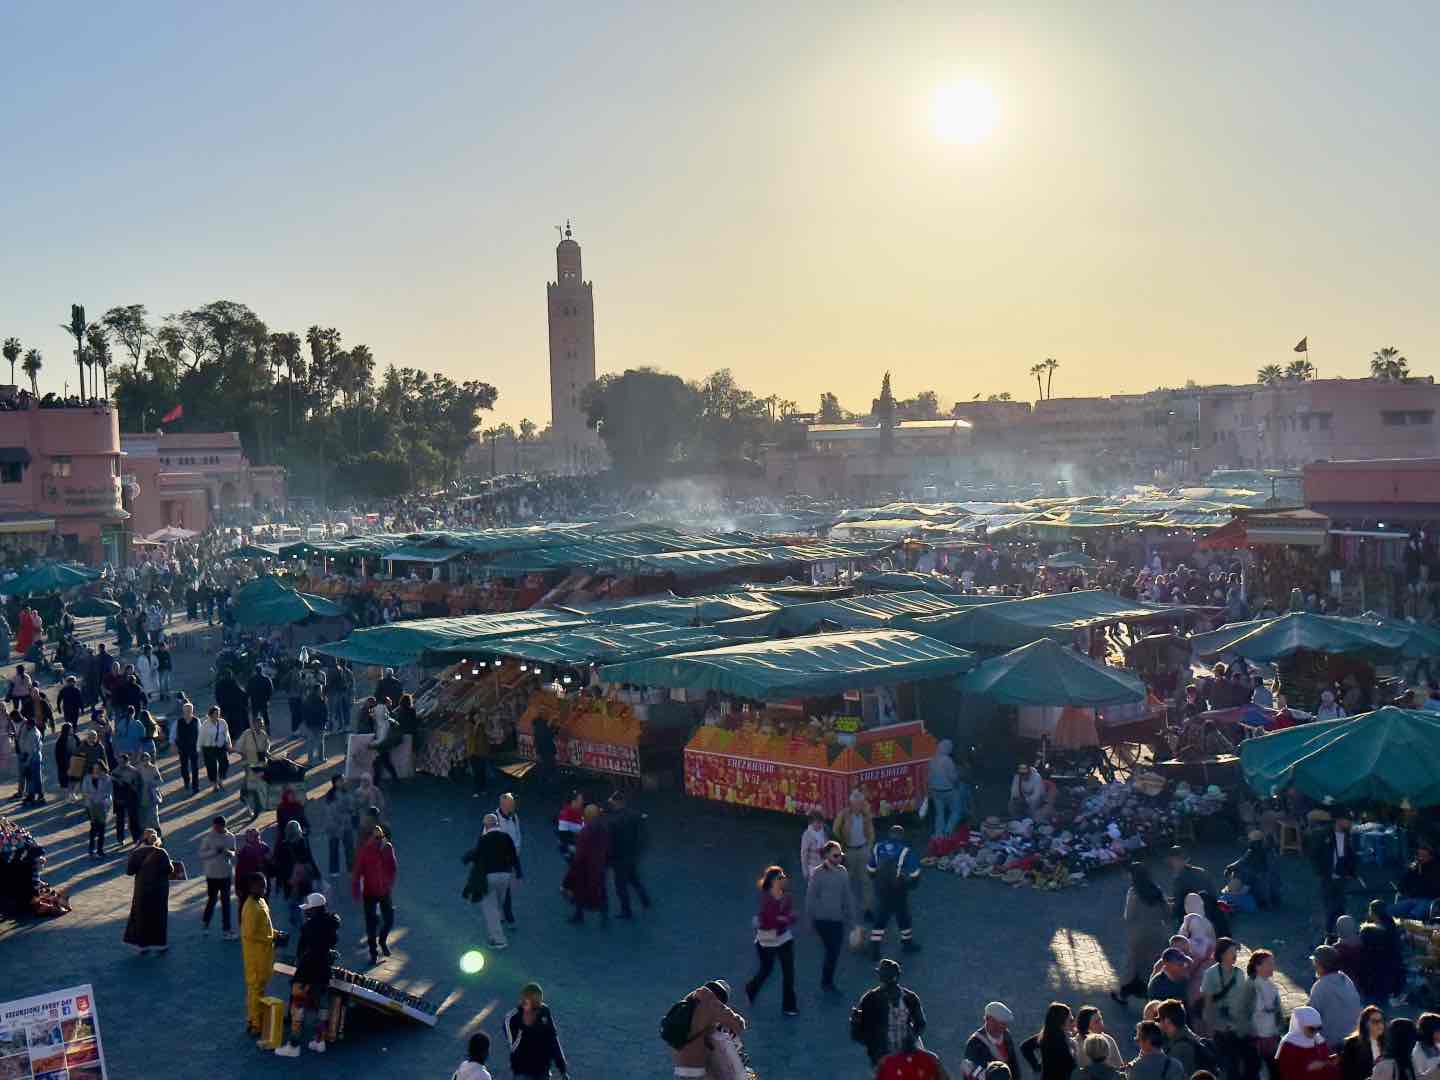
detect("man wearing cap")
[851,959,927,1068]
[1147,948,1192,1003]
[868,824,922,960]
[276,891,341,1058]
[1306,813,1358,933]
[963,1003,1018,1079]
[1306,944,1361,1051]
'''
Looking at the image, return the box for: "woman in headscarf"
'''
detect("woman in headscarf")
[235,827,271,886]
[123,828,175,955]
[1112,863,1172,1004]
[271,819,320,929]
[1276,1007,1339,1080]
[134,751,165,842]
[1180,891,1218,1008]
[562,804,610,925]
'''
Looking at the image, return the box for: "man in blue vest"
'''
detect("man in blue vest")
[868,824,921,960]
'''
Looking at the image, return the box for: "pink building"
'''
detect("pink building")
[0,395,125,563]
[121,431,286,536]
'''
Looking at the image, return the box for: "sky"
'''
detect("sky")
[3,3,1439,427]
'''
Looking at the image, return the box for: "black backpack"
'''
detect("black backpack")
[1185,1036,1222,1077]
[660,998,700,1050]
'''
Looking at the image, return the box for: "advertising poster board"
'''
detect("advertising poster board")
[0,983,107,1080]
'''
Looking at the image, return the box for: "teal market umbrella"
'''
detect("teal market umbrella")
[4,563,98,595]
[961,637,1146,708]
[69,596,121,617]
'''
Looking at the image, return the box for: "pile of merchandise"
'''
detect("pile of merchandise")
[0,815,43,916]
[413,664,529,777]
[921,776,1229,890]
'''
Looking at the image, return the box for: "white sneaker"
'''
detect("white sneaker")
[275,1043,301,1058]
[307,1040,327,1053]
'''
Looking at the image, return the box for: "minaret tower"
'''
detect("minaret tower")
[547,220,598,471]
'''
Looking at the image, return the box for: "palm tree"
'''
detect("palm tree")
[1285,358,1315,381]
[1256,364,1284,386]
[2,338,20,386]
[1370,346,1409,381]
[1043,357,1060,398]
[21,349,41,396]
[63,304,87,399]
[1029,363,1045,399]
[85,323,112,398]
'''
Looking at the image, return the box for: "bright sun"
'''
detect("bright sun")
[931,81,999,145]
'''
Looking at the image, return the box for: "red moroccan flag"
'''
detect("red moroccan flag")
[160,404,183,424]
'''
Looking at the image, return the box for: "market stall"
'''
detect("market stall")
[597,629,977,816]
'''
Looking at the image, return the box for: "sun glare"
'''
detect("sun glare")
[931,81,999,145]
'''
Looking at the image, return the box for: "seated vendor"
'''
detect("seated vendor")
[1008,764,1054,821]
[1393,840,1440,920]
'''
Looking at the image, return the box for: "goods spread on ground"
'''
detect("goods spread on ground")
[412,663,529,776]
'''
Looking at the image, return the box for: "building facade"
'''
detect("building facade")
[0,395,125,564]
[764,419,974,498]
[121,431,286,536]
[546,222,603,472]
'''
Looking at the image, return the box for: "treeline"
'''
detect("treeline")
[6,301,499,498]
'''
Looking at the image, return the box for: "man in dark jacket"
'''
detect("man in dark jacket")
[504,982,568,1080]
[605,792,651,919]
[247,665,274,729]
[1165,846,1216,924]
[173,701,201,794]
[276,892,341,1058]
[215,671,248,741]
[1308,813,1360,933]
[376,668,403,709]
[58,675,85,729]
[852,959,926,1066]
[1394,841,1440,919]
[962,1002,1018,1078]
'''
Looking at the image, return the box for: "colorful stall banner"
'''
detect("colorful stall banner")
[519,733,641,778]
[683,749,930,817]
[0,983,108,1079]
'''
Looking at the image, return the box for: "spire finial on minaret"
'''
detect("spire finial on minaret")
[564,219,572,238]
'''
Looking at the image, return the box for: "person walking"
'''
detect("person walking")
[504,982,569,1080]
[1113,863,1173,1004]
[246,664,274,729]
[962,1002,1020,1078]
[452,1032,493,1080]
[1308,813,1359,935]
[352,823,398,966]
[325,662,352,732]
[134,751,165,843]
[155,638,173,697]
[461,813,519,949]
[562,804,610,926]
[606,791,651,919]
[53,721,77,800]
[494,791,522,927]
[17,715,43,804]
[81,761,112,858]
[745,865,798,1017]
[807,840,854,993]
[665,980,747,1079]
[172,701,201,795]
[199,706,232,792]
[1203,937,1254,1079]
[58,674,84,730]
[123,828,175,955]
[301,686,327,767]
[1308,945,1362,1053]
[927,739,963,836]
[868,824,922,959]
[800,809,828,881]
[1275,1007,1340,1080]
[272,820,322,932]
[311,780,348,876]
[1126,1021,1186,1080]
[835,789,877,921]
[852,958,926,1067]
[198,815,238,940]
[240,873,279,1041]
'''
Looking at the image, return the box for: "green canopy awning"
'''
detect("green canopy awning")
[903,590,1187,652]
[3,563,99,595]
[713,590,965,637]
[224,543,281,560]
[69,596,121,617]
[598,628,975,701]
[1189,612,1410,662]
[855,571,958,595]
[472,622,741,666]
[579,592,786,626]
[1240,707,1440,807]
[625,542,888,577]
[962,637,1146,707]
[229,575,346,626]
[313,609,587,667]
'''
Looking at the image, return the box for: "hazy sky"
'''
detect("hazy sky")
[4,3,1438,426]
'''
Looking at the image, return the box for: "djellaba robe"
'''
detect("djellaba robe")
[562,820,610,911]
[123,844,174,948]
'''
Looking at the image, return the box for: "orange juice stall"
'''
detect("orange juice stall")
[596,629,975,817]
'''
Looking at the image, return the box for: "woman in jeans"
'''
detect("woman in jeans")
[805,841,854,993]
[745,865,798,1016]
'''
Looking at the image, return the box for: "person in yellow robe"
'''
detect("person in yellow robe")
[240,872,279,1040]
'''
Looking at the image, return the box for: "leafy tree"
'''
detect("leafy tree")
[582,368,700,480]
[21,349,41,396]
[1043,357,1060,398]
[518,418,537,442]
[896,390,939,420]
[986,392,1012,401]
[818,392,845,423]
[1029,363,1045,399]
[2,338,20,386]
[1370,346,1409,381]
[101,305,150,372]
[1257,364,1284,386]
[85,323,113,398]
[1285,358,1316,381]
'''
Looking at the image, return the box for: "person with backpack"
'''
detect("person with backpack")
[662,979,748,1079]
[852,958,927,1067]
[1157,999,1220,1078]
[868,823,922,960]
[1127,1021,1186,1080]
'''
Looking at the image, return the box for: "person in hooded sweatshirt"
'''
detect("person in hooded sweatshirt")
[275,892,341,1058]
